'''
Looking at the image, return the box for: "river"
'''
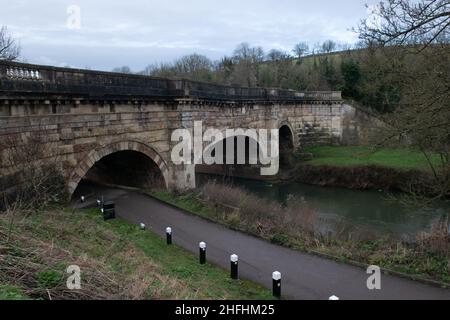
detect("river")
[196,174,449,241]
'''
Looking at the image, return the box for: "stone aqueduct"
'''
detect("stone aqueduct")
[0,60,346,197]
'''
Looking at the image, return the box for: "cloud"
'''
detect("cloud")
[0,0,377,71]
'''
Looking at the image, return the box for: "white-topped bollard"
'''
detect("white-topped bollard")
[80,195,85,203]
[166,227,172,245]
[140,223,146,231]
[230,254,239,280]
[272,271,281,298]
[199,242,206,264]
[96,199,101,207]
[329,295,340,300]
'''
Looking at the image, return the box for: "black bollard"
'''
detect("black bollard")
[166,227,172,245]
[199,242,206,264]
[230,254,238,280]
[272,271,281,298]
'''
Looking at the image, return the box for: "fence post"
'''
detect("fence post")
[272,271,281,298]
[199,242,206,264]
[230,254,238,280]
[166,227,172,245]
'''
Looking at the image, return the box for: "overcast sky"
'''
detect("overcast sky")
[1,0,377,71]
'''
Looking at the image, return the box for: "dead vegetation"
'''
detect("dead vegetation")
[199,181,329,247]
[0,127,66,211]
[417,218,450,257]
[0,209,193,300]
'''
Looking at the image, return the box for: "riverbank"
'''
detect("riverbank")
[295,164,433,193]
[0,207,271,300]
[302,146,440,170]
[295,146,445,196]
[149,184,450,286]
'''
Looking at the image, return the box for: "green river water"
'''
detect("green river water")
[197,174,449,240]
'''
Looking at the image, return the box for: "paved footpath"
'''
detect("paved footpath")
[76,186,450,300]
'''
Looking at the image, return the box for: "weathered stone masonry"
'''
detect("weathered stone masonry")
[0,60,347,196]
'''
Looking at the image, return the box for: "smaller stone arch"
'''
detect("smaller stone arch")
[278,121,296,168]
[278,121,295,149]
[67,140,169,196]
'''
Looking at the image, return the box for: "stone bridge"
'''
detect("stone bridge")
[0,60,346,197]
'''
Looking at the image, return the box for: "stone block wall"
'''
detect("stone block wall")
[340,103,385,146]
[0,99,345,195]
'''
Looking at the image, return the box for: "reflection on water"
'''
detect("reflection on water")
[196,174,449,239]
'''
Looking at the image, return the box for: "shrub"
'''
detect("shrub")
[416,220,450,258]
[271,234,290,246]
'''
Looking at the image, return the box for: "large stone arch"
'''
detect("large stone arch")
[201,129,268,164]
[67,140,169,196]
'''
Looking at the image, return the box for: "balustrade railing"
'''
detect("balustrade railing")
[5,65,42,80]
[0,60,342,101]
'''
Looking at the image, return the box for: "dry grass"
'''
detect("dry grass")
[0,209,193,300]
[199,181,320,245]
[416,219,450,257]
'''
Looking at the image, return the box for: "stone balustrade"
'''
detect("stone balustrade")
[5,65,42,80]
[0,60,342,102]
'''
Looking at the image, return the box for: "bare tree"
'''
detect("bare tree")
[293,42,310,58]
[229,43,265,87]
[0,127,65,210]
[267,49,290,62]
[141,62,177,78]
[173,54,213,81]
[233,43,265,64]
[358,0,450,201]
[321,40,337,53]
[0,26,20,61]
[357,0,450,48]
[140,54,213,81]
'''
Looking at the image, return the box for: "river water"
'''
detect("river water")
[196,174,449,240]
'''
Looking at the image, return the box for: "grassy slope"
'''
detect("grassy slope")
[0,208,271,300]
[302,146,439,171]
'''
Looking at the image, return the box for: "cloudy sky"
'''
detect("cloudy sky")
[1,0,377,71]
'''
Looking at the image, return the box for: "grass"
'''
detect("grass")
[0,207,272,300]
[151,191,212,220]
[302,146,440,171]
[0,285,27,300]
[108,211,272,300]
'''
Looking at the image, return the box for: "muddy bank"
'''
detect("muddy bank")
[294,165,436,195]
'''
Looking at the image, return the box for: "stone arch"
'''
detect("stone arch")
[67,140,169,196]
[202,130,264,165]
[278,120,295,149]
[278,121,295,168]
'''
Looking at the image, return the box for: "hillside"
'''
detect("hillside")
[0,208,271,300]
